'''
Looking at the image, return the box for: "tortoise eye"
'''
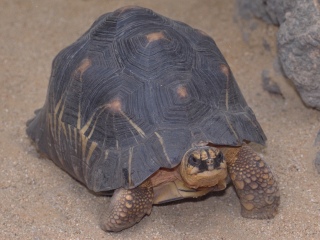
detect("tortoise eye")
[216,152,224,163]
[188,156,201,166]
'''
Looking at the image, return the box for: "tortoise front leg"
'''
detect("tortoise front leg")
[225,145,280,219]
[100,181,153,232]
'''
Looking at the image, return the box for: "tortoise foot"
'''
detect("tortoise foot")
[227,146,280,219]
[100,183,153,232]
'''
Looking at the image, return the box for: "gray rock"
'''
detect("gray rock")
[315,130,320,146]
[315,131,320,174]
[261,69,283,97]
[315,152,320,174]
[236,0,320,110]
[236,0,295,25]
[277,0,320,110]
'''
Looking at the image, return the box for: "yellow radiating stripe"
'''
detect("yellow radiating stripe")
[51,97,67,146]
[80,114,94,135]
[120,110,146,138]
[59,120,67,147]
[225,89,229,111]
[243,113,258,129]
[81,132,88,159]
[47,113,52,136]
[224,114,239,142]
[155,132,173,166]
[77,102,81,129]
[220,64,230,111]
[104,150,109,160]
[57,103,66,147]
[53,97,63,135]
[67,124,73,146]
[74,126,78,154]
[54,98,62,115]
[225,74,229,111]
[86,141,98,163]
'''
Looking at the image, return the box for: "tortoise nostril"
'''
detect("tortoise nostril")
[206,158,214,165]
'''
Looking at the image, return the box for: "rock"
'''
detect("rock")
[236,0,320,110]
[236,0,295,25]
[315,130,320,146]
[261,69,283,97]
[315,152,320,174]
[315,131,320,174]
[277,0,320,110]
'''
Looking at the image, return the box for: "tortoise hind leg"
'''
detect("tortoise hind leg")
[100,181,153,232]
[226,145,280,219]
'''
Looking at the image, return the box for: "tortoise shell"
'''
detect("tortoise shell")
[26,6,266,192]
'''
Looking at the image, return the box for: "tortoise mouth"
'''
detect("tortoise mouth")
[179,146,228,189]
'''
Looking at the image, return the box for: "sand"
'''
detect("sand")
[1,0,320,239]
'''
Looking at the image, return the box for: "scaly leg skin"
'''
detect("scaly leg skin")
[100,181,154,232]
[226,145,280,219]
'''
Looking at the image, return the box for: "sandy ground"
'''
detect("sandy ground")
[1,0,320,239]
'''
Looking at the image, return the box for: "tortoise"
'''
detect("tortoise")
[26,6,280,232]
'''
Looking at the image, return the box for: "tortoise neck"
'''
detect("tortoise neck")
[220,146,242,165]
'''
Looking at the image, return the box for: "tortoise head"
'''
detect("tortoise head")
[179,146,228,189]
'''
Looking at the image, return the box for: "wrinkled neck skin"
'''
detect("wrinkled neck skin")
[219,146,242,165]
